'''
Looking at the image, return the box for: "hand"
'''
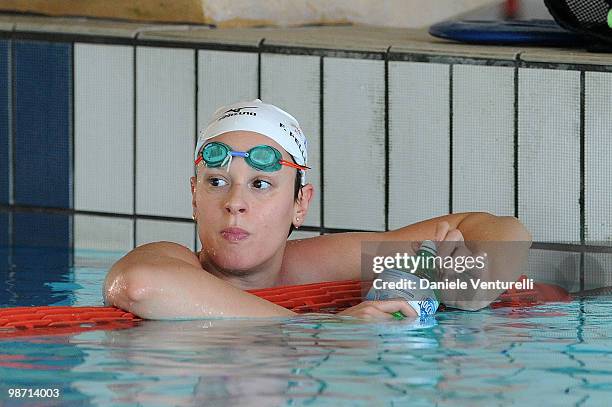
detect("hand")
[433,221,472,258]
[430,221,491,310]
[337,300,418,320]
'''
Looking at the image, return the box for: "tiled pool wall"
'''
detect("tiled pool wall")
[1,17,612,292]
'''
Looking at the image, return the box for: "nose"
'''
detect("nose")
[224,183,248,215]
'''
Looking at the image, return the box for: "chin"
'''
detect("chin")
[203,235,284,270]
[214,255,259,272]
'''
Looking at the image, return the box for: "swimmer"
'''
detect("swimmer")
[103,99,532,320]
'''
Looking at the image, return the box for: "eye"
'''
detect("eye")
[252,179,272,190]
[208,177,228,187]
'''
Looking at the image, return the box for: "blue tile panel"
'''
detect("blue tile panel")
[0,40,9,206]
[12,212,71,248]
[7,212,72,306]
[0,212,7,248]
[13,41,71,208]
[3,246,72,306]
[2,251,72,306]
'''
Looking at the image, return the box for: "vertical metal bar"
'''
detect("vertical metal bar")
[448,64,454,214]
[132,43,137,249]
[319,56,325,235]
[384,46,390,231]
[579,70,586,291]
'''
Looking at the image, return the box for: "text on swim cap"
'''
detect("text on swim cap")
[218,107,258,121]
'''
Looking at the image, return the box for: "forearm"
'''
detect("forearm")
[104,257,296,320]
[388,212,531,243]
[388,213,532,310]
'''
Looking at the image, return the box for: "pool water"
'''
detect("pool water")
[1,248,612,406]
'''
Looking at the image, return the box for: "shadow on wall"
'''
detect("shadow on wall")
[204,0,503,28]
[0,0,502,28]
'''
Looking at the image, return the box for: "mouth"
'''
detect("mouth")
[220,227,250,242]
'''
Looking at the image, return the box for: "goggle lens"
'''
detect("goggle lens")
[202,143,229,166]
[248,145,281,171]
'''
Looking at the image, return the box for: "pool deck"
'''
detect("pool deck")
[0,13,610,67]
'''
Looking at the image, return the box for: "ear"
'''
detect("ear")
[190,176,198,214]
[293,184,314,227]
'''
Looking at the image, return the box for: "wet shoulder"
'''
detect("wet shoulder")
[137,241,202,269]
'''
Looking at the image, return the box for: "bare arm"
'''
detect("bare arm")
[283,212,531,283]
[283,213,531,314]
[104,241,296,319]
[387,212,531,242]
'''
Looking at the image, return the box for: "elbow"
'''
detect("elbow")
[466,212,532,244]
[104,265,153,310]
[501,215,532,244]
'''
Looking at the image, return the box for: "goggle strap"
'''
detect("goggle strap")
[231,151,249,158]
[279,159,310,171]
[222,153,232,171]
[195,143,310,172]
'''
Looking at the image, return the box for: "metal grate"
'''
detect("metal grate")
[545,0,612,44]
[566,0,610,26]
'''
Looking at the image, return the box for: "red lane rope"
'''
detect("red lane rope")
[0,306,141,338]
[0,277,571,337]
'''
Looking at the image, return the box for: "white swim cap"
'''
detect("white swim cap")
[195,99,309,185]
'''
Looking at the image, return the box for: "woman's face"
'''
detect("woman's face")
[191,131,309,274]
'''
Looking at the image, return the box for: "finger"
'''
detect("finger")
[439,249,488,282]
[374,300,418,317]
[447,231,472,258]
[358,305,394,320]
[452,245,473,259]
[437,230,463,259]
[470,250,490,278]
[447,228,464,242]
[434,221,450,242]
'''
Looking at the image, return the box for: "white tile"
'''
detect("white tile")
[288,230,321,240]
[585,72,612,245]
[74,43,133,214]
[261,53,321,228]
[525,249,580,292]
[74,214,133,252]
[323,57,385,231]
[197,50,258,131]
[453,64,514,216]
[518,68,580,243]
[136,219,196,251]
[584,252,612,291]
[136,47,195,218]
[388,61,449,228]
[196,232,202,252]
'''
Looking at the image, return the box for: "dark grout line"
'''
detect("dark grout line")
[4,204,612,252]
[257,38,264,99]
[69,41,75,251]
[319,55,325,234]
[579,71,586,245]
[9,39,15,206]
[1,204,196,223]
[384,46,390,232]
[579,70,586,290]
[132,43,137,248]
[8,37,14,251]
[513,54,520,219]
[194,48,199,251]
[448,64,454,214]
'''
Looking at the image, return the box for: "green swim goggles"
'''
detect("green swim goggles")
[195,141,310,173]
